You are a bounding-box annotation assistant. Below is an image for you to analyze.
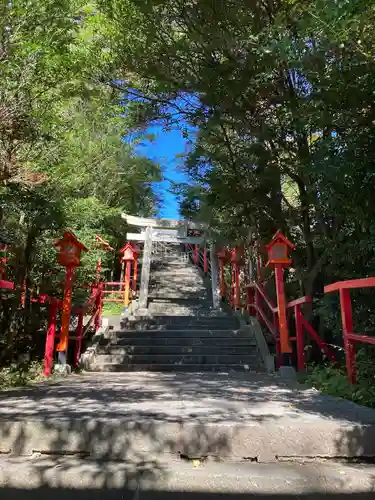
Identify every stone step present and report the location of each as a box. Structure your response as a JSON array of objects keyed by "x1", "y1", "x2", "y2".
[
  {"x1": 151, "y1": 271, "x2": 202, "y2": 277},
  {"x1": 112, "y1": 329, "x2": 249, "y2": 338},
  {"x1": 95, "y1": 353, "x2": 259, "y2": 365},
  {"x1": 102, "y1": 336, "x2": 255, "y2": 347},
  {"x1": 90, "y1": 363, "x2": 259, "y2": 372},
  {"x1": 148, "y1": 293, "x2": 208, "y2": 300},
  {"x1": 122, "y1": 320, "x2": 240, "y2": 330},
  {"x1": 98, "y1": 344, "x2": 257, "y2": 355}
]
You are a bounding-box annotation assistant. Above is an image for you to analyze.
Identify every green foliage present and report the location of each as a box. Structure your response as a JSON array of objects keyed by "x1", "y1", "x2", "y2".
[
  {"x1": 303, "y1": 348, "x2": 375, "y2": 408},
  {"x1": 0, "y1": 361, "x2": 45, "y2": 390},
  {"x1": 0, "y1": 1, "x2": 161, "y2": 364}
]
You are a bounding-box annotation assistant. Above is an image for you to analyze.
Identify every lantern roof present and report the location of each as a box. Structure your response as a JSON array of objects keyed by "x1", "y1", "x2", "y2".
[
  {"x1": 120, "y1": 242, "x2": 134, "y2": 254},
  {"x1": 120, "y1": 242, "x2": 141, "y2": 254},
  {"x1": 95, "y1": 234, "x2": 114, "y2": 252},
  {"x1": 53, "y1": 229, "x2": 88, "y2": 252},
  {"x1": 265, "y1": 230, "x2": 295, "y2": 251}
]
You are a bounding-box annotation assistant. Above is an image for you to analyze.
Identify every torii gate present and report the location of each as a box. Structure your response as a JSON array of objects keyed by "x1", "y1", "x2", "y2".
[{"x1": 122, "y1": 214, "x2": 220, "y2": 312}]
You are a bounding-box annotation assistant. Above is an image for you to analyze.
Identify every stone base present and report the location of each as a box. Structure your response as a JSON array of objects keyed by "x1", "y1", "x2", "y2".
[{"x1": 53, "y1": 364, "x2": 71, "y2": 376}]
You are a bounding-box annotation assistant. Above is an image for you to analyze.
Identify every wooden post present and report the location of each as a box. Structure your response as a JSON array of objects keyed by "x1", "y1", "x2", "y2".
[
  {"x1": 56, "y1": 265, "x2": 75, "y2": 360},
  {"x1": 133, "y1": 258, "x2": 138, "y2": 293},
  {"x1": 123, "y1": 260, "x2": 131, "y2": 307},
  {"x1": 43, "y1": 298, "x2": 59, "y2": 377},
  {"x1": 275, "y1": 264, "x2": 292, "y2": 354},
  {"x1": 339, "y1": 288, "x2": 356, "y2": 384},
  {"x1": 138, "y1": 226, "x2": 153, "y2": 311},
  {"x1": 295, "y1": 304, "x2": 305, "y2": 371},
  {"x1": 203, "y1": 248, "x2": 208, "y2": 274},
  {"x1": 73, "y1": 310, "x2": 84, "y2": 369}
]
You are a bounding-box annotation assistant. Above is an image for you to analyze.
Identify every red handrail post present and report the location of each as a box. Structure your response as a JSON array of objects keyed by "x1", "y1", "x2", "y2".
[
  {"x1": 339, "y1": 288, "x2": 357, "y2": 384},
  {"x1": 295, "y1": 304, "x2": 305, "y2": 371},
  {"x1": 43, "y1": 298, "x2": 59, "y2": 377},
  {"x1": 73, "y1": 310, "x2": 84, "y2": 369},
  {"x1": 194, "y1": 244, "x2": 199, "y2": 266}
]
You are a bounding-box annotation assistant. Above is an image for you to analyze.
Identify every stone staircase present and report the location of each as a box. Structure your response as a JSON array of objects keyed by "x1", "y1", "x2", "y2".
[{"x1": 90, "y1": 249, "x2": 262, "y2": 372}]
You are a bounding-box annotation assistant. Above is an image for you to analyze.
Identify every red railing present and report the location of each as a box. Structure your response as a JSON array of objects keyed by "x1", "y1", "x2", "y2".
[
  {"x1": 43, "y1": 284, "x2": 104, "y2": 376},
  {"x1": 230, "y1": 278, "x2": 337, "y2": 375},
  {"x1": 325, "y1": 278, "x2": 375, "y2": 384},
  {"x1": 103, "y1": 281, "x2": 125, "y2": 303},
  {"x1": 246, "y1": 282, "x2": 281, "y2": 367},
  {"x1": 286, "y1": 295, "x2": 337, "y2": 371}
]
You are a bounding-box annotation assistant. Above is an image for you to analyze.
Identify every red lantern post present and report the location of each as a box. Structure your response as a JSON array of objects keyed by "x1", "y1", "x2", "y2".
[
  {"x1": 53, "y1": 230, "x2": 88, "y2": 365},
  {"x1": 120, "y1": 243, "x2": 135, "y2": 307},
  {"x1": 265, "y1": 230, "x2": 295, "y2": 356}
]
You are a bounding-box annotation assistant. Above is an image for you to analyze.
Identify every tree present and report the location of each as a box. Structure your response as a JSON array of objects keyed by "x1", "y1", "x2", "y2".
[{"x1": 0, "y1": 1, "x2": 161, "y2": 362}]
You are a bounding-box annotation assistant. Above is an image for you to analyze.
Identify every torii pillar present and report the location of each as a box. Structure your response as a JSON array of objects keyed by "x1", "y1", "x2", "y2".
[{"x1": 138, "y1": 226, "x2": 153, "y2": 313}]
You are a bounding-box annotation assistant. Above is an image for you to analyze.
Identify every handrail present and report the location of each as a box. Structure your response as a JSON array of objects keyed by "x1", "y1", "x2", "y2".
[
  {"x1": 253, "y1": 282, "x2": 278, "y2": 313},
  {"x1": 248, "y1": 303, "x2": 277, "y2": 338},
  {"x1": 286, "y1": 296, "x2": 312, "y2": 308},
  {"x1": 325, "y1": 276, "x2": 375, "y2": 383},
  {"x1": 325, "y1": 277, "x2": 375, "y2": 293}
]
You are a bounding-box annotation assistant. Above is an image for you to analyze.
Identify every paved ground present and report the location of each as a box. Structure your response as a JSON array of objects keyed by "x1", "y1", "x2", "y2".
[
  {"x1": 1, "y1": 454, "x2": 375, "y2": 498},
  {"x1": 1, "y1": 372, "x2": 375, "y2": 461}
]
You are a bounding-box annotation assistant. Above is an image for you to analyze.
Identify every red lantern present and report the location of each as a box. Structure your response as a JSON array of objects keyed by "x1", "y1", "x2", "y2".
[
  {"x1": 120, "y1": 243, "x2": 135, "y2": 262},
  {"x1": 54, "y1": 230, "x2": 88, "y2": 267},
  {"x1": 265, "y1": 230, "x2": 295, "y2": 268}
]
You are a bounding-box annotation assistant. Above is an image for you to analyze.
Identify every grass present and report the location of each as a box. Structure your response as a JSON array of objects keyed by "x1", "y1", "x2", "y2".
[{"x1": 102, "y1": 301, "x2": 123, "y2": 316}]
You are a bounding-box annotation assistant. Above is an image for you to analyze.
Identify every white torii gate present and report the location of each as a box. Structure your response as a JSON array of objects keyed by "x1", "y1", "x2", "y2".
[{"x1": 122, "y1": 214, "x2": 220, "y2": 311}]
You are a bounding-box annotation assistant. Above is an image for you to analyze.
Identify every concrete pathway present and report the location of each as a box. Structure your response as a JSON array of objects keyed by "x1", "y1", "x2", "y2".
[
  {"x1": 1, "y1": 455, "x2": 375, "y2": 498},
  {"x1": 1, "y1": 372, "x2": 375, "y2": 462}
]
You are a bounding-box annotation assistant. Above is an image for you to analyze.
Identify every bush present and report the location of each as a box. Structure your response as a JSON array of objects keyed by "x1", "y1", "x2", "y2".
[
  {"x1": 0, "y1": 361, "x2": 44, "y2": 390},
  {"x1": 303, "y1": 347, "x2": 375, "y2": 408}
]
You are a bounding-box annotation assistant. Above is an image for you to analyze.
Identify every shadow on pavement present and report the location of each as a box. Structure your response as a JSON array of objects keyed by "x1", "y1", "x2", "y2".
[{"x1": 0, "y1": 487, "x2": 374, "y2": 500}]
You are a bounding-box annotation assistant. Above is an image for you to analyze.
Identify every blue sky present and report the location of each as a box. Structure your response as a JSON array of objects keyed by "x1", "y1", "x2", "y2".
[{"x1": 135, "y1": 125, "x2": 189, "y2": 218}]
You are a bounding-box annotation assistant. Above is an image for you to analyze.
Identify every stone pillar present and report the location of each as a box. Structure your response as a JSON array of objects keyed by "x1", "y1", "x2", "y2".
[
  {"x1": 209, "y1": 243, "x2": 220, "y2": 310},
  {"x1": 138, "y1": 226, "x2": 153, "y2": 312}
]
